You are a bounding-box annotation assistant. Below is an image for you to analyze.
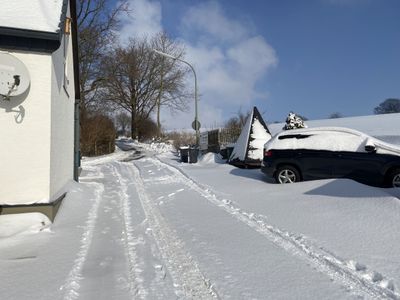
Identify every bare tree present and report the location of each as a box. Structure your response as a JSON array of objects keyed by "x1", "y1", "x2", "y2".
[
  {"x1": 77, "y1": 0, "x2": 128, "y2": 114},
  {"x1": 137, "y1": 117, "x2": 159, "y2": 141},
  {"x1": 115, "y1": 112, "x2": 131, "y2": 136},
  {"x1": 152, "y1": 32, "x2": 190, "y2": 135},
  {"x1": 224, "y1": 109, "x2": 251, "y2": 132},
  {"x1": 100, "y1": 39, "x2": 158, "y2": 138},
  {"x1": 101, "y1": 37, "x2": 189, "y2": 139}
]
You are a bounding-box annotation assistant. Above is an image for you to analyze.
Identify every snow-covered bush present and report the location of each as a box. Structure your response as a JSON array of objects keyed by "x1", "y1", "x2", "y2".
[{"x1": 283, "y1": 112, "x2": 308, "y2": 130}]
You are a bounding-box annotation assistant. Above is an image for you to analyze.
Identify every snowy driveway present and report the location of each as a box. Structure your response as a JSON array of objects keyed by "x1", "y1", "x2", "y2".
[{"x1": 1, "y1": 143, "x2": 400, "y2": 299}]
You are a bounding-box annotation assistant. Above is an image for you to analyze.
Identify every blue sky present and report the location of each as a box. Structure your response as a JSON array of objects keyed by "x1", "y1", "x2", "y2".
[{"x1": 118, "y1": 0, "x2": 400, "y2": 129}]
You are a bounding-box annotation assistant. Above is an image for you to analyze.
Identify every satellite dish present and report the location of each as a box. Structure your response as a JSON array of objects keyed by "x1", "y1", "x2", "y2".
[{"x1": 0, "y1": 53, "x2": 30, "y2": 100}]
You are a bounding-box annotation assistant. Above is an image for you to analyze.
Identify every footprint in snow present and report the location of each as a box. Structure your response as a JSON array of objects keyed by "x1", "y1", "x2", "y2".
[
  {"x1": 346, "y1": 260, "x2": 366, "y2": 271},
  {"x1": 363, "y1": 271, "x2": 383, "y2": 282},
  {"x1": 380, "y1": 279, "x2": 395, "y2": 291},
  {"x1": 346, "y1": 260, "x2": 396, "y2": 291}
]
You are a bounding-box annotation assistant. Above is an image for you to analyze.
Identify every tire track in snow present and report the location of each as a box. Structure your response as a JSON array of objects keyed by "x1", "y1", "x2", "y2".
[
  {"x1": 62, "y1": 164, "x2": 146, "y2": 300},
  {"x1": 148, "y1": 157, "x2": 399, "y2": 300},
  {"x1": 127, "y1": 161, "x2": 220, "y2": 299},
  {"x1": 61, "y1": 178, "x2": 105, "y2": 300},
  {"x1": 109, "y1": 163, "x2": 148, "y2": 299}
]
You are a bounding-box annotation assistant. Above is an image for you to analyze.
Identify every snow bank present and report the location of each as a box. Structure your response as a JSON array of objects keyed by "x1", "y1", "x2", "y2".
[
  {"x1": 141, "y1": 142, "x2": 175, "y2": 154},
  {"x1": 82, "y1": 145, "x2": 132, "y2": 165},
  {"x1": 198, "y1": 152, "x2": 225, "y2": 165},
  {"x1": 116, "y1": 138, "x2": 175, "y2": 155},
  {"x1": 0, "y1": 213, "x2": 51, "y2": 238}
]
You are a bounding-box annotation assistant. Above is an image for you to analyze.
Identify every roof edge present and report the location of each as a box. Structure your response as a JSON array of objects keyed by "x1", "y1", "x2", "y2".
[{"x1": 0, "y1": 26, "x2": 59, "y2": 41}]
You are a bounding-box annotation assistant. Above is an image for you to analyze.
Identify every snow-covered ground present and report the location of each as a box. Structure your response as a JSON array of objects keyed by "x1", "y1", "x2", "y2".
[{"x1": 1, "y1": 139, "x2": 400, "y2": 299}]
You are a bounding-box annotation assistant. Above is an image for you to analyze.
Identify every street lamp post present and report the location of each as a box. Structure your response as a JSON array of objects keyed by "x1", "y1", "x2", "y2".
[{"x1": 153, "y1": 49, "x2": 200, "y2": 146}]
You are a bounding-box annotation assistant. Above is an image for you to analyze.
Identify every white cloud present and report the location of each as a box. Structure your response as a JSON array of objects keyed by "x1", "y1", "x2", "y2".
[
  {"x1": 181, "y1": 1, "x2": 249, "y2": 43},
  {"x1": 180, "y1": 2, "x2": 278, "y2": 114},
  {"x1": 227, "y1": 36, "x2": 277, "y2": 79},
  {"x1": 118, "y1": 0, "x2": 162, "y2": 44},
  {"x1": 118, "y1": 0, "x2": 278, "y2": 130}
]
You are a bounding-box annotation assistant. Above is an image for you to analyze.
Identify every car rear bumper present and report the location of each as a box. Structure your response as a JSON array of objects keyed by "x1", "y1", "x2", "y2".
[{"x1": 261, "y1": 160, "x2": 275, "y2": 178}]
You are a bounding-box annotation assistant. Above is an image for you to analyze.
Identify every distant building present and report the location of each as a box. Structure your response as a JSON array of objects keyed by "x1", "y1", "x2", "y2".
[{"x1": 0, "y1": 0, "x2": 80, "y2": 219}]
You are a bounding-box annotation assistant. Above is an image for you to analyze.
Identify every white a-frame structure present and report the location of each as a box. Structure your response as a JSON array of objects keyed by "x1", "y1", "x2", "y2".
[{"x1": 229, "y1": 107, "x2": 272, "y2": 168}]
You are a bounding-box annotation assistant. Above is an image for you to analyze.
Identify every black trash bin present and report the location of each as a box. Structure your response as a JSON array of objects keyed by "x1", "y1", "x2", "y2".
[
  {"x1": 188, "y1": 147, "x2": 199, "y2": 163},
  {"x1": 180, "y1": 147, "x2": 189, "y2": 163},
  {"x1": 226, "y1": 146, "x2": 234, "y2": 160},
  {"x1": 219, "y1": 148, "x2": 228, "y2": 159}
]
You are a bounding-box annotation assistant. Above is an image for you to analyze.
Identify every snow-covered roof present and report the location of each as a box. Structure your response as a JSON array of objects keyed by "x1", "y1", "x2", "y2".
[
  {"x1": 266, "y1": 126, "x2": 400, "y2": 156},
  {"x1": 0, "y1": 0, "x2": 65, "y2": 33}
]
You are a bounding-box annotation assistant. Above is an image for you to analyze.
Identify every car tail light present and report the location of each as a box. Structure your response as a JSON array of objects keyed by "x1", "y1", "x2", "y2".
[{"x1": 264, "y1": 149, "x2": 273, "y2": 157}]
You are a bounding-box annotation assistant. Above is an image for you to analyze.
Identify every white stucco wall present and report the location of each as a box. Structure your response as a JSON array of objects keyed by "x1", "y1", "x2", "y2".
[
  {"x1": 50, "y1": 7, "x2": 75, "y2": 199},
  {"x1": 0, "y1": 51, "x2": 52, "y2": 204},
  {"x1": 0, "y1": 4, "x2": 76, "y2": 205}
]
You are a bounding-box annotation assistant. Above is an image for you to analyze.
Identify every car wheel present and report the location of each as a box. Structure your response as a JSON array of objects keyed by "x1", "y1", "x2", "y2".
[
  {"x1": 275, "y1": 165, "x2": 301, "y2": 184},
  {"x1": 388, "y1": 169, "x2": 400, "y2": 188}
]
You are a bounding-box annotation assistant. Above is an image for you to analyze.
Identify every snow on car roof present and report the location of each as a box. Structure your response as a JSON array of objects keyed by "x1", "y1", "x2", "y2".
[
  {"x1": 268, "y1": 113, "x2": 400, "y2": 137},
  {"x1": 0, "y1": 0, "x2": 64, "y2": 33},
  {"x1": 276, "y1": 127, "x2": 365, "y2": 137},
  {"x1": 266, "y1": 127, "x2": 400, "y2": 156}
]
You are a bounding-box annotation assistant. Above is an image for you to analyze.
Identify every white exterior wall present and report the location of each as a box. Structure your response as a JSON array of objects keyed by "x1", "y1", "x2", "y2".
[
  {"x1": 0, "y1": 51, "x2": 52, "y2": 204},
  {"x1": 50, "y1": 5, "x2": 75, "y2": 198},
  {"x1": 0, "y1": 3, "x2": 76, "y2": 205}
]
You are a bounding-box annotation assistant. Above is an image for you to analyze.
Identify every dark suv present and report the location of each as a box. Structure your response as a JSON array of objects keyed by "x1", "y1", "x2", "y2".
[{"x1": 261, "y1": 127, "x2": 400, "y2": 188}]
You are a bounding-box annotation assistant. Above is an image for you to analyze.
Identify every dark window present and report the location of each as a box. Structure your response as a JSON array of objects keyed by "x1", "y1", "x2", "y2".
[{"x1": 278, "y1": 134, "x2": 312, "y2": 140}]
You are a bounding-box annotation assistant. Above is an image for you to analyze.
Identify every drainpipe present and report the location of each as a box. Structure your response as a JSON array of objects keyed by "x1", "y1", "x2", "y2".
[
  {"x1": 73, "y1": 100, "x2": 80, "y2": 181},
  {"x1": 71, "y1": 0, "x2": 81, "y2": 182}
]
